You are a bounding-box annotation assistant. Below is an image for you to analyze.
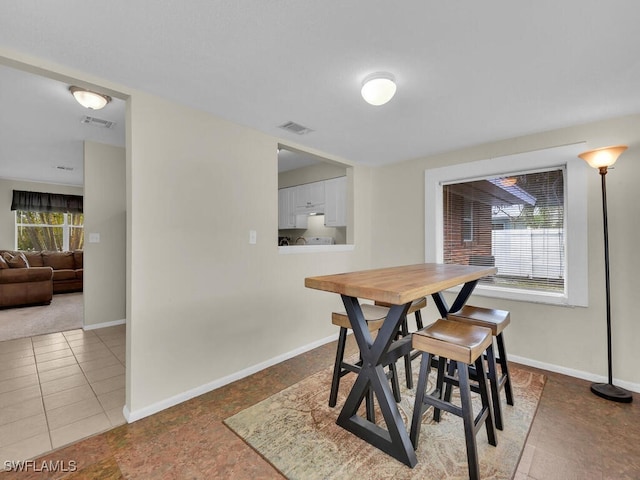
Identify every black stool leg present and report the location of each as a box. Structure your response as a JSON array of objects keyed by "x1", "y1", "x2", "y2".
[
  {"x1": 474, "y1": 354, "x2": 497, "y2": 447},
  {"x1": 442, "y1": 358, "x2": 457, "y2": 403},
  {"x1": 458, "y1": 360, "x2": 481, "y2": 480},
  {"x1": 400, "y1": 316, "x2": 413, "y2": 389},
  {"x1": 415, "y1": 309, "x2": 424, "y2": 330},
  {"x1": 329, "y1": 327, "x2": 348, "y2": 407},
  {"x1": 365, "y1": 384, "x2": 375, "y2": 423},
  {"x1": 389, "y1": 362, "x2": 402, "y2": 403},
  {"x1": 433, "y1": 356, "x2": 447, "y2": 422},
  {"x1": 496, "y1": 332, "x2": 514, "y2": 405},
  {"x1": 485, "y1": 342, "x2": 503, "y2": 430},
  {"x1": 409, "y1": 351, "x2": 433, "y2": 448}
]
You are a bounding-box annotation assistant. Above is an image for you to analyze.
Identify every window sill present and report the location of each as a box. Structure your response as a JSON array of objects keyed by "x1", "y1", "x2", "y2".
[
  {"x1": 278, "y1": 244, "x2": 355, "y2": 254},
  {"x1": 446, "y1": 283, "x2": 586, "y2": 307}
]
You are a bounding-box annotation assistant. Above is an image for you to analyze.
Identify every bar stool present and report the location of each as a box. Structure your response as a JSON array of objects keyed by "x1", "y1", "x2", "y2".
[
  {"x1": 329, "y1": 304, "x2": 402, "y2": 418},
  {"x1": 375, "y1": 297, "x2": 427, "y2": 388},
  {"x1": 447, "y1": 306, "x2": 513, "y2": 430},
  {"x1": 410, "y1": 319, "x2": 497, "y2": 480}
]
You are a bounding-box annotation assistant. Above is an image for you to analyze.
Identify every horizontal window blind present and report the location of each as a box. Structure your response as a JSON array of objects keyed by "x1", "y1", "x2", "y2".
[{"x1": 443, "y1": 168, "x2": 565, "y2": 294}]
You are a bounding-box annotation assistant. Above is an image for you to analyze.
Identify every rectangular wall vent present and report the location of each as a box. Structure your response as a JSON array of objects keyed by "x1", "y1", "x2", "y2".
[
  {"x1": 278, "y1": 121, "x2": 313, "y2": 135},
  {"x1": 81, "y1": 115, "x2": 116, "y2": 129},
  {"x1": 55, "y1": 166, "x2": 74, "y2": 171}
]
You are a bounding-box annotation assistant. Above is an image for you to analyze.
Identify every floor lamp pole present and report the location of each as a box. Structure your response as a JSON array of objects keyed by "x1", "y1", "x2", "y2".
[{"x1": 590, "y1": 166, "x2": 633, "y2": 403}]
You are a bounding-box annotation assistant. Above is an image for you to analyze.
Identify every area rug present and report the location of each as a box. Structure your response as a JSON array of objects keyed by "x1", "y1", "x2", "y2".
[
  {"x1": 0, "y1": 292, "x2": 83, "y2": 341},
  {"x1": 225, "y1": 358, "x2": 545, "y2": 480}
]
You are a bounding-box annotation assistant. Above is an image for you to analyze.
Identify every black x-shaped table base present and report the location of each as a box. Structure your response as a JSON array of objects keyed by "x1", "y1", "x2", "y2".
[{"x1": 335, "y1": 280, "x2": 479, "y2": 467}]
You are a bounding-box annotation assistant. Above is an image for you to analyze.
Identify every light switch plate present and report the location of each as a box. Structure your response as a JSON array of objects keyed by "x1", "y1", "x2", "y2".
[{"x1": 89, "y1": 233, "x2": 100, "y2": 243}]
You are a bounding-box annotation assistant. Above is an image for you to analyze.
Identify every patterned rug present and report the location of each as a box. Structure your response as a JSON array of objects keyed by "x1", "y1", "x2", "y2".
[{"x1": 225, "y1": 357, "x2": 545, "y2": 480}]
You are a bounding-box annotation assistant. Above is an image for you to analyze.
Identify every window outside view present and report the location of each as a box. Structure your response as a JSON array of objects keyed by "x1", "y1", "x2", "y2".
[
  {"x1": 443, "y1": 169, "x2": 564, "y2": 294},
  {"x1": 16, "y1": 211, "x2": 84, "y2": 251}
]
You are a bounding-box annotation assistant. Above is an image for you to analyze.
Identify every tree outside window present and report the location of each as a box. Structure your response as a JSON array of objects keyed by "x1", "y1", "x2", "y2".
[{"x1": 16, "y1": 211, "x2": 84, "y2": 251}]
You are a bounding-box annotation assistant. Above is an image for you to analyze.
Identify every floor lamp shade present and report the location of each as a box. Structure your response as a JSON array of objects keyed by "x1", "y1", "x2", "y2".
[{"x1": 578, "y1": 145, "x2": 633, "y2": 403}]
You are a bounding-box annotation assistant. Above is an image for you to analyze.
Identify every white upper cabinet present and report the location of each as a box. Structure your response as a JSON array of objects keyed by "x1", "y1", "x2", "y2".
[
  {"x1": 324, "y1": 176, "x2": 347, "y2": 227},
  {"x1": 279, "y1": 177, "x2": 346, "y2": 230},
  {"x1": 295, "y1": 181, "x2": 325, "y2": 214},
  {"x1": 278, "y1": 187, "x2": 296, "y2": 229}
]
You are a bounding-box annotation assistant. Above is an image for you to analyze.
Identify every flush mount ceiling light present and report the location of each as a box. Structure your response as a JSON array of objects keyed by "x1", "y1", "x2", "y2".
[
  {"x1": 361, "y1": 72, "x2": 396, "y2": 106},
  {"x1": 69, "y1": 86, "x2": 111, "y2": 110}
]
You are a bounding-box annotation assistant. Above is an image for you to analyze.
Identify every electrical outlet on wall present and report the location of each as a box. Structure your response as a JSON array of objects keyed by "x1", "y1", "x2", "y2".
[{"x1": 249, "y1": 230, "x2": 257, "y2": 244}]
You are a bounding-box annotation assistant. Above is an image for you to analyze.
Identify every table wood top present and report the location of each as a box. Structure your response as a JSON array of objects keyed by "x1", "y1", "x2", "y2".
[{"x1": 305, "y1": 263, "x2": 497, "y2": 305}]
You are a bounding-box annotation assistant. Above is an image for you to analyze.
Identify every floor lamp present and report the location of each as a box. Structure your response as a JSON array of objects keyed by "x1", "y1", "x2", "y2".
[{"x1": 578, "y1": 145, "x2": 633, "y2": 403}]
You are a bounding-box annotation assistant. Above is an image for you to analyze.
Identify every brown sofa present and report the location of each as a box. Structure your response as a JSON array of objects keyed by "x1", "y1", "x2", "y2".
[{"x1": 0, "y1": 250, "x2": 83, "y2": 308}]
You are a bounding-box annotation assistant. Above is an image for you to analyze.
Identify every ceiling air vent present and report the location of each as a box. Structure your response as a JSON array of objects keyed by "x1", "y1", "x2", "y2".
[
  {"x1": 81, "y1": 115, "x2": 116, "y2": 129},
  {"x1": 278, "y1": 121, "x2": 313, "y2": 135},
  {"x1": 55, "y1": 165, "x2": 74, "y2": 171}
]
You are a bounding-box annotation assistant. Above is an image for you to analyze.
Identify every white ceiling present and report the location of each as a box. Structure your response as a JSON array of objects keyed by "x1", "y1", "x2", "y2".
[
  {"x1": 0, "y1": 64, "x2": 126, "y2": 186},
  {"x1": 1, "y1": 1, "x2": 640, "y2": 186}
]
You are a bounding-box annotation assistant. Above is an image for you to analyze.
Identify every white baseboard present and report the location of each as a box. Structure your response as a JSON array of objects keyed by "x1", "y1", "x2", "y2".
[
  {"x1": 124, "y1": 332, "x2": 340, "y2": 423},
  {"x1": 83, "y1": 319, "x2": 126, "y2": 331},
  {"x1": 510, "y1": 354, "x2": 640, "y2": 393},
  {"x1": 123, "y1": 336, "x2": 638, "y2": 423}
]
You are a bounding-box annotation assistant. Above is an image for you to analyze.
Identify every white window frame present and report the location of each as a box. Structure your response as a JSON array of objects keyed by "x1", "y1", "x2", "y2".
[
  {"x1": 15, "y1": 211, "x2": 84, "y2": 252},
  {"x1": 425, "y1": 143, "x2": 589, "y2": 307}
]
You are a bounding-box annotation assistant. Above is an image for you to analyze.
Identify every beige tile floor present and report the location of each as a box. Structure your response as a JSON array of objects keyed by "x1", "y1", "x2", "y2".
[{"x1": 0, "y1": 324, "x2": 125, "y2": 463}]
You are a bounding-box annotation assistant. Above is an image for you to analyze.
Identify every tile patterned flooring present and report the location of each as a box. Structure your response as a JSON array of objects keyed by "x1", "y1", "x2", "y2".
[
  {"x1": 1, "y1": 332, "x2": 639, "y2": 479},
  {"x1": 0, "y1": 325, "x2": 125, "y2": 464}
]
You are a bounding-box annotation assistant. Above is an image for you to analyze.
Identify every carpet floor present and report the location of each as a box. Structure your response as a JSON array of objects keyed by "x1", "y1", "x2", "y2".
[
  {"x1": 225, "y1": 359, "x2": 545, "y2": 480},
  {"x1": 0, "y1": 293, "x2": 83, "y2": 342}
]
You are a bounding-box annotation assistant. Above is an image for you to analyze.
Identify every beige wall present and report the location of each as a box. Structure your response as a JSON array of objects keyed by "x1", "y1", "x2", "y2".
[
  {"x1": 371, "y1": 114, "x2": 640, "y2": 389},
  {"x1": 126, "y1": 92, "x2": 373, "y2": 415},
  {"x1": 83, "y1": 142, "x2": 126, "y2": 327},
  {"x1": 0, "y1": 179, "x2": 83, "y2": 249},
  {"x1": 278, "y1": 162, "x2": 347, "y2": 188}
]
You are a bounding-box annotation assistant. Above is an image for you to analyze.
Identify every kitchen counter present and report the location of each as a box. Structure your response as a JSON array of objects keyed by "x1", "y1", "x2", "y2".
[{"x1": 278, "y1": 244, "x2": 355, "y2": 254}]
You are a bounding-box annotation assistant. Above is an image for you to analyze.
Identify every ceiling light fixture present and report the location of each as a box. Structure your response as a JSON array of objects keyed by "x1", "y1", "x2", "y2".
[
  {"x1": 500, "y1": 177, "x2": 518, "y2": 187},
  {"x1": 69, "y1": 86, "x2": 111, "y2": 110},
  {"x1": 361, "y1": 72, "x2": 396, "y2": 106}
]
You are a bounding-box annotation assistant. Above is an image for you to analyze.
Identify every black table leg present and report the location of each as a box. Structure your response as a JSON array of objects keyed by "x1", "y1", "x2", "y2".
[
  {"x1": 336, "y1": 295, "x2": 417, "y2": 468},
  {"x1": 431, "y1": 279, "x2": 479, "y2": 318}
]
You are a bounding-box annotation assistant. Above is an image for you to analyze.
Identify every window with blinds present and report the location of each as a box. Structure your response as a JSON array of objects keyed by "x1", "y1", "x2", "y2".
[{"x1": 443, "y1": 168, "x2": 565, "y2": 294}]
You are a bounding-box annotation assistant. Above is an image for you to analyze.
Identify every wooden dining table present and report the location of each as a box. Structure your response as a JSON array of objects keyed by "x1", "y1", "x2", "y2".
[{"x1": 305, "y1": 263, "x2": 497, "y2": 467}]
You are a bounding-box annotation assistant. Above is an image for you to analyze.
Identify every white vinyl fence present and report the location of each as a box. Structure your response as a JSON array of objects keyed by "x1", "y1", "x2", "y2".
[{"x1": 492, "y1": 229, "x2": 564, "y2": 279}]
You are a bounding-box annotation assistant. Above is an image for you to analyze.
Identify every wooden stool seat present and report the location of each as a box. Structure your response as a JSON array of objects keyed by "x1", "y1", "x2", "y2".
[
  {"x1": 376, "y1": 296, "x2": 427, "y2": 314},
  {"x1": 412, "y1": 319, "x2": 492, "y2": 364},
  {"x1": 410, "y1": 319, "x2": 497, "y2": 480},
  {"x1": 332, "y1": 304, "x2": 388, "y2": 331},
  {"x1": 448, "y1": 306, "x2": 510, "y2": 336},
  {"x1": 447, "y1": 305, "x2": 514, "y2": 431}
]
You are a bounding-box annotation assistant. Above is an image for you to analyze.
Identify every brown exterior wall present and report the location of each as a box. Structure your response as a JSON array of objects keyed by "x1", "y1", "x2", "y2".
[{"x1": 443, "y1": 192, "x2": 493, "y2": 265}]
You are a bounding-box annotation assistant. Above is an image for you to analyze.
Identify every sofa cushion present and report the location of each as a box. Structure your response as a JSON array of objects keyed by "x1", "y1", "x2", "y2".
[
  {"x1": 2, "y1": 251, "x2": 29, "y2": 268},
  {"x1": 24, "y1": 251, "x2": 44, "y2": 267},
  {"x1": 0, "y1": 255, "x2": 8, "y2": 269},
  {"x1": 73, "y1": 250, "x2": 83, "y2": 269},
  {"x1": 52, "y1": 269, "x2": 77, "y2": 282},
  {"x1": 43, "y1": 251, "x2": 75, "y2": 270},
  {"x1": 0, "y1": 266, "x2": 52, "y2": 284},
  {"x1": 75, "y1": 269, "x2": 83, "y2": 280}
]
